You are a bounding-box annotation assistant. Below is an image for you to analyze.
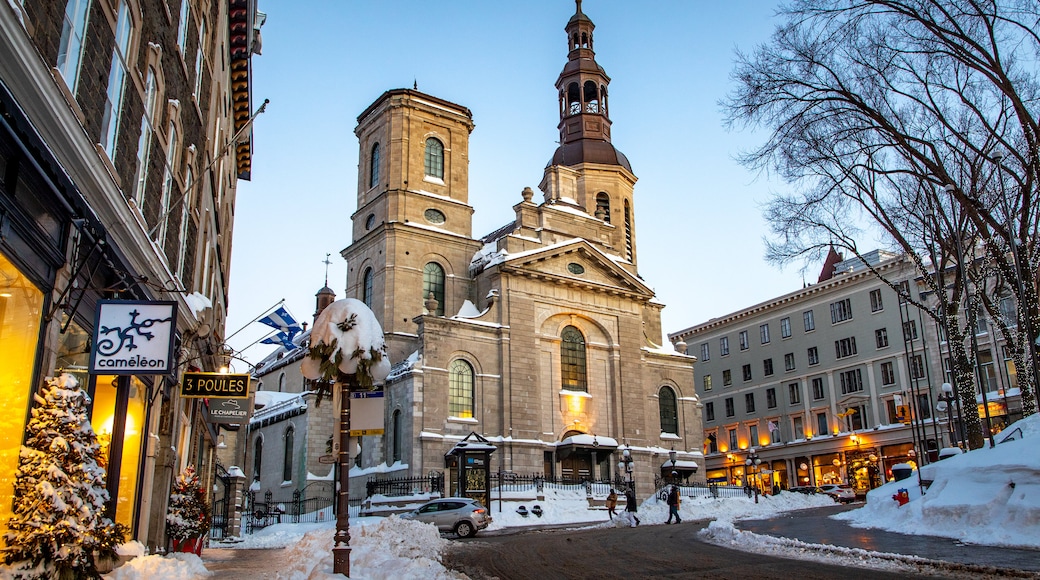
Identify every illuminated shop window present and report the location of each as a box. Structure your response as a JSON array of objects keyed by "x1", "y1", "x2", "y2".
[{"x1": 91, "y1": 375, "x2": 147, "y2": 529}]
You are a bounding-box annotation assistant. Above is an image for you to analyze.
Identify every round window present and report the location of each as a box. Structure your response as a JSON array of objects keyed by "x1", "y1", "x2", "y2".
[
  {"x1": 365, "y1": 214, "x2": 376, "y2": 230},
  {"x1": 424, "y1": 208, "x2": 446, "y2": 224},
  {"x1": 567, "y1": 263, "x2": 585, "y2": 275}
]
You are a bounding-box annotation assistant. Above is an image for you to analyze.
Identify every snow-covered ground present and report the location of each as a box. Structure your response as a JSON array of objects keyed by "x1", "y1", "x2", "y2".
[{"x1": 78, "y1": 413, "x2": 1040, "y2": 579}]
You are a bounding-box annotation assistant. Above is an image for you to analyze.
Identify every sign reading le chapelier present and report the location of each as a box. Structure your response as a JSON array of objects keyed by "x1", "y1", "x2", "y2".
[
  {"x1": 182, "y1": 372, "x2": 250, "y2": 398},
  {"x1": 89, "y1": 300, "x2": 178, "y2": 374}
]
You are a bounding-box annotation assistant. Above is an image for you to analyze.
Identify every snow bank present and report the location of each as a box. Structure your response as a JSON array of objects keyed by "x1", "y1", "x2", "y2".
[
  {"x1": 834, "y1": 413, "x2": 1040, "y2": 549},
  {"x1": 105, "y1": 553, "x2": 210, "y2": 580}
]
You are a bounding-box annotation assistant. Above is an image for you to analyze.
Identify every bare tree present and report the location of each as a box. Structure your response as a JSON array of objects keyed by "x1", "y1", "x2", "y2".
[{"x1": 724, "y1": 0, "x2": 1040, "y2": 449}]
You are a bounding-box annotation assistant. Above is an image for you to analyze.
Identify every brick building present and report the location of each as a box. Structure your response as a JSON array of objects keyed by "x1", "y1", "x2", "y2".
[{"x1": 0, "y1": 0, "x2": 263, "y2": 550}]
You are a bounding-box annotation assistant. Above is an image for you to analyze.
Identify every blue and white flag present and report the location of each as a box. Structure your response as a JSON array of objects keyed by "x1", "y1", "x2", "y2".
[
  {"x1": 261, "y1": 331, "x2": 297, "y2": 352},
  {"x1": 258, "y1": 306, "x2": 302, "y2": 338}
]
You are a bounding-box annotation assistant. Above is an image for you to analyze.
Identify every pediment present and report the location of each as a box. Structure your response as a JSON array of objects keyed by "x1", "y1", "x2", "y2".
[{"x1": 500, "y1": 239, "x2": 653, "y2": 298}]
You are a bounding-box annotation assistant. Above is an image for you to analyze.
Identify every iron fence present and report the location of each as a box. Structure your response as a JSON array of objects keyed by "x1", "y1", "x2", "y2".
[
  {"x1": 365, "y1": 472, "x2": 444, "y2": 498},
  {"x1": 244, "y1": 489, "x2": 363, "y2": 534}
]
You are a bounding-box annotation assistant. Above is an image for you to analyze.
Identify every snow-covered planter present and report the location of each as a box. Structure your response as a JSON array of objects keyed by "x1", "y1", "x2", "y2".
[
  {"x1": 2, "y1": 373, "x2": 126, "y2": 579},
  {"x1": 165, "y1": 466, "x2": 210, "y2": 555},
  {"x1": 301, "y1": 298, "x2": 391, "y2": 398}
]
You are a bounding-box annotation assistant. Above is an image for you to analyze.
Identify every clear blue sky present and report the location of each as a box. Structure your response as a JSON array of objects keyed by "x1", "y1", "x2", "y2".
[{"x1": 226, "y1": 0, "x2": 811, "y2": 365}]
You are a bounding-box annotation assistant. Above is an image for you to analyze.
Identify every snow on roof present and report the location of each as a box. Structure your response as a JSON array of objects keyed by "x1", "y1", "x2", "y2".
[
  {"x1": 454, "y1": 300, "x2": 482, "y2": 318},
  {"x1": 300, "y1": 298, "x2": 390, "y2": 383},
  {"x1": 253, "y1": 390, "x2": 301, "y2": 408},
  {"x1": 184, "y1": 292, "x2": 212, "y2": 317},
  {"x1": 558, "y1": 434, "x2": 618, "y2": 448}
]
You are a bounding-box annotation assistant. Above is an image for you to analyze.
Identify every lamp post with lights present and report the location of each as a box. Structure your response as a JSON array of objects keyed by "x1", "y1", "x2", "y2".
[
  {"x1": 745, "y1": 448, "x2": 761, "y2": 504},
  {"x1": 936, "y1": 382, "x2": 959, "y2": 447},
  {"x1": 617, "y1": 445, "x2": 634, "y2": 492}
]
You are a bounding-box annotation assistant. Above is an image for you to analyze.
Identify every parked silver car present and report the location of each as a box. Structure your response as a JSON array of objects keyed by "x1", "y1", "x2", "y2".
[
  {"x1": 400, "y1": 497, "x2": 492, "y2": 537},
  {"x1": 818, "y1": 484, "x2": 856, "y2": 503}
]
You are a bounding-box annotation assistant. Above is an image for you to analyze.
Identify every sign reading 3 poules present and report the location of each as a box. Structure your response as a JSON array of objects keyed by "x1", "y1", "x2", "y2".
[{"x1": 182, "y1": 372, "x2": 250, "y2": 398}]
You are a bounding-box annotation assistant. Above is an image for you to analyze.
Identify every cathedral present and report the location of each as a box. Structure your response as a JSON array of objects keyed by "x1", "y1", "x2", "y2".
[{"x1": 340, "y1": 2, "x2": 702, "y2": 494}]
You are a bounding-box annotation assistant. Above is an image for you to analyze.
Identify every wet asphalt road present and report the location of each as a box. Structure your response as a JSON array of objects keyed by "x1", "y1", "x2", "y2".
[{"x1": 736, "y1": 503, "x2": 1040, "y2": 573}]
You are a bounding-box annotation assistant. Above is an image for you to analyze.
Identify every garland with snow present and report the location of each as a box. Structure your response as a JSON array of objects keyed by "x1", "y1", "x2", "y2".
[
  {"x1": 165, "y1": 465, "x2": 211, "y2": 540},
  {"x1": 301, "y1": 298, "x2": 391, "y2": 403},
  {"x1": 2, "y1": 374, "x2": 126, "y2": 579}
]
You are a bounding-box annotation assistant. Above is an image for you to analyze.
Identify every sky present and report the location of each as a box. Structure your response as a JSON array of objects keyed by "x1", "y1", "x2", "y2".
[
  {"x1": 224, "y1": 1, "x2": 810, "y2": 365},
  {"x1": 96, "y1": 411, "x2": 1040, "y2": 579}
]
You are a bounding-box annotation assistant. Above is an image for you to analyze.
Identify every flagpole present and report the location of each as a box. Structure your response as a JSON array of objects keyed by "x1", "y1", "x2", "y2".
[{"x1": 225, "y1": 299, "x2": 285, "y2": 342}]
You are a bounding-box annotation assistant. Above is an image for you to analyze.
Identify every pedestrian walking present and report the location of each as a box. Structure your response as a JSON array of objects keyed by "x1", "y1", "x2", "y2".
[
  {"x1": 624, "y1": 485, "x2": 640, "y2": 527},
  {"x1": 605, "y1": 488, "x2": 618, "y2": 519},
  {"x1": 665, "y1": 484, "x2": 682, "y2": 524}
]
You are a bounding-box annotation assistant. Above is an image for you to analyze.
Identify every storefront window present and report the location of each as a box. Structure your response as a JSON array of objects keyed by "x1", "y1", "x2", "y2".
[
  {"x1": 0, "y1": 253, "x2": 44, "y2": 531},
  {"x1": 55, "y1": 314, "x2": 90, "y2": 385},
  {"x1": 91, "y1": 375, "x2": 147, "y2": 529}
]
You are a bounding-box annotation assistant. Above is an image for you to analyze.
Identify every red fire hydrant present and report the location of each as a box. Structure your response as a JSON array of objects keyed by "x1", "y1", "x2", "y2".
[{"x1": 892, "y1": 488, "x2": 909, "y2": 506}]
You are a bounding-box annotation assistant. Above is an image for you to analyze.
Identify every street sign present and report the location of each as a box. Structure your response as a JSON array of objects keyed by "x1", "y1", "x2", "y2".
[
  {"x1": 182, "y1": 372, "x2": 250, "y2": 398},
  {"x1": 203, "y1": 397, "x2": 251, "y2": 424},
  {"x1": 348, "y1": 390, "x2": 385, "y2": 436}
]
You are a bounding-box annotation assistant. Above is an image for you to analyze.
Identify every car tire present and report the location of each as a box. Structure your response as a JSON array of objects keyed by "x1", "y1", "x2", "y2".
[{"x1": 455, "y1": 521, "x2": 475, "y2": 538}]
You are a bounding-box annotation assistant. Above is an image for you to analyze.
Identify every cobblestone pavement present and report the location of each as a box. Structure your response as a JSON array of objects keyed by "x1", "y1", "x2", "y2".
[{"x1": 202, "y1": 547, "x2": 288, "y2": 580}]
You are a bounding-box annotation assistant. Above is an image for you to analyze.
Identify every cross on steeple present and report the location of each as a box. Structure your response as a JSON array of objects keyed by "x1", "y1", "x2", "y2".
[{"x1": 323, "y1": 253, "x2": 332, "y2": 287}]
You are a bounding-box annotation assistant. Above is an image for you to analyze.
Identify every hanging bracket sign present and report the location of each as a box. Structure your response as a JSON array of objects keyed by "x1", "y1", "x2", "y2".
[
  {"x1": 182, "y1": 372, "x2": 250, "y2": 398},
  {"x1": 89, "y1": 300, "x2": 178, "y2": 374}
]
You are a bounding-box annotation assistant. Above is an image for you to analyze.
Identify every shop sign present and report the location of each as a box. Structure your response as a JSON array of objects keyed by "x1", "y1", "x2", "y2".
[
  {"x1": 182, "y1": 372, "x2": 250, "y2": 398},
  {"x1": 204, "y1": 397, "x2": 251, "y2": 424},
  {"x1": 90, "y1": 300, "x2": 177, "y2": 374},
  {"x1": 348, "y1": 390, "x2": 384, "y2": 436}
]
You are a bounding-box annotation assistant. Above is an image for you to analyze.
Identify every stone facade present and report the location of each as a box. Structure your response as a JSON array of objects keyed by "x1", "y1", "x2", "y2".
[{"x1": 339, "y1": 4, "x2": 701, "y2": 496}]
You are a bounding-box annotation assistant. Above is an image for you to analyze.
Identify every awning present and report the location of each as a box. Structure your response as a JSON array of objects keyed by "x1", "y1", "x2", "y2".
[
  {"x1": 661, "y1": 459, "x2": 699, "y2": 471},
  {"x1": 555, "y1": 434, "x2": 618, "y2": 461}
]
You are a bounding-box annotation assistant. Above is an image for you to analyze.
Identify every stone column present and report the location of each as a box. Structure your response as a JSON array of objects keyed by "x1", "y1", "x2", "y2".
[{"x1": 225, "y1": 466, "x2": 247, "y2": 540}]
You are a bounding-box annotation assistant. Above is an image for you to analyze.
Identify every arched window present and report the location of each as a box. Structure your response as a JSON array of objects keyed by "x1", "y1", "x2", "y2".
[
  {"x1": 567, "y1": 83, "x2": 581, "y2": 115},
  {"x1": 57, "y1": 0, "x2": 91, "y2": 94},
  {"x1": 282, "y1": 425, "x2": 294, "y2": 482},
  {"x1": 278, "y1": 372, "x2": 286, "y2": 392},
  {"x1": 449, "y1": 359, "x2": 474, "y2": 418},
  {"x1": 561, "y1": 326, "x2": 587, "y2": 392},
  {"x1": 583, "y1": 80, "x2": 598, "y2": 113},
  {"x1": 156, "y1": 121, "x2": 179, "y2": 247},
  {"x1": 424, "y1": 137, "x2": 444, "y2": 179},
  {"x1": 595, "y1": 192, "x2": 610, "y2": 223},
  {"x1": 100, "y1": 0, "x2": 132, "y2": 158},
  {"x1": 362, "y1": 267, "x2": 374, "y2": 308},
  {"x1": 392, "y1": 410, "x2": 402, "y2": 463},
  {"x1": 369, "y1": 142, "x2": 380, "y2": 188},
  {"x1": 624, "y1": 199, "x2": 633, "y2": 261},
  {"x1": 659, "y1": 386, "x2": 678, "y2": 434},
  {"x1": 252, "y1": 437, "x2": 262, "y2": 482},
  {"x1": 422, "y1": 262, "x2": 445, "y2": 316}
]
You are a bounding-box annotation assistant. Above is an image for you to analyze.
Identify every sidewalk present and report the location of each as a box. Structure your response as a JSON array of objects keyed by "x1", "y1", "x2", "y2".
[
  {"x1": 202, "y1": 547, "x2": 288, "y2": 580},
  {"x1": 736, "y1": 503, "x2": 1040, "y2": 574}
]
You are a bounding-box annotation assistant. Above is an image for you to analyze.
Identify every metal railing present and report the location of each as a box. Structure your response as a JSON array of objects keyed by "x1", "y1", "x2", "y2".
[
  {"x1": 365, "y1": 472, "x2": 444, "y2": 498},
  {"x1": 244, "y1": 489, "x2": 362, "y2": 534}
]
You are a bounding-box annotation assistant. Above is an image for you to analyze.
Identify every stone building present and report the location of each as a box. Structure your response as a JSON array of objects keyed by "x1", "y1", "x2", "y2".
[
  {"x1": 339, "y1": 2, "x2": 701, "y2": 495},
  {"x1": 0, "y1": 0, "x2": 263, "y2": 550}
]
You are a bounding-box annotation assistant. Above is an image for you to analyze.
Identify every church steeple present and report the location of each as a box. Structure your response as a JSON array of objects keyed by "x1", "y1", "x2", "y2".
[{"x1": 549, "y1": 0, "x2": 630, "y2": 170}]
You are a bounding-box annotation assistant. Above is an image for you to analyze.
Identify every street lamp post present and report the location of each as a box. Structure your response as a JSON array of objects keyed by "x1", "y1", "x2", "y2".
[
  {"x1": 617, "y1": 445, "x2": 634, "y2": 492},
  {"x1": 745, "y1": 448, "x2": 761, "y2": 504},
  {"x1": 936, "y1": 382, "x2": 958, "y2": 448},
  {"x1": 668, "y1": 446, "x2": 677, "y2": 484}
]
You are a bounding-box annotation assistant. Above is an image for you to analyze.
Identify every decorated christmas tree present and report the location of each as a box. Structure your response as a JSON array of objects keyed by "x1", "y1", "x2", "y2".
[
  {"x1": 165, "y1": 465, "x2": 210, "y2": 553},
  {"x1": 2, "y1": 373, "x2": 125, "y2": 579}
]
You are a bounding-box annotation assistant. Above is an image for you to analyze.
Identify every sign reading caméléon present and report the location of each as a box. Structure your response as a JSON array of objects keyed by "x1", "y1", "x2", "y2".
[{"x1": 182, "y1": 372, "x2": 250, "y2": 398}]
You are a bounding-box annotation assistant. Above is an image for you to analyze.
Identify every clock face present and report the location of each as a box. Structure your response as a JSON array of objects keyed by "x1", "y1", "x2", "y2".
[
  {"x1": 567, "y1": 263, "x2": 585, "y2": 275},
  {"x1": 424, "y1": 208, "x2": 446, "y2": 224}
]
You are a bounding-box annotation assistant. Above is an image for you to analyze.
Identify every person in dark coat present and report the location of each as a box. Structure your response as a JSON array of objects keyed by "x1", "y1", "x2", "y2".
[
  {"x1": 605, "y1": 488, "x2": 618, "y2": 519},
  {"x1": 666, "y1": 485, "x2": 682, "y2": 524},
  {"x1": 624, "y1": 485, "x2": 640, "y2": 527}
]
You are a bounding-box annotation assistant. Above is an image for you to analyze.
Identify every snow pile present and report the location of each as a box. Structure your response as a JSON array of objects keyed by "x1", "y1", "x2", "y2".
[
  {"x1": 184, "y1": 292, "x2": 212, "y2": 317},
  {"x1": 834, "y1": 412, "x2": 1040, "y2": 549},
  {"x1": 274, "y1": 517, "x2": 464, "y2": 580},
  {"x1": 301, "y1": 298, "x2": 390, "y2": 384},
  {"x1": 106, "y1": 553, "x2": 209, "y2": 580}
]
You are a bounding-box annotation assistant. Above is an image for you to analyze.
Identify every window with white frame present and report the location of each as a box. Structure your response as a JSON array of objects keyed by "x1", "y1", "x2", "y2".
[
  {"x1": 903, "y1": 320, "x2": 918, "y2": 341},
  {"x1": 424, "y1": 137, "x2": 444, "y2": 179},
  {"x1": 839, "y1": 368, "x2": 864, "y2": 394},
  {"x1": 766, "y1": 387, "x2": 776, "y2": 408},
  {"x1": 175, "y1": 166, "x2": 192, "y2": 279},
  {"x1": 881, "y1": 361, "x2": 896, "y2": 385},
  {"x1": 57, "y1": 0, "x2": 91, "y2": 94},
  {"x1": 830, "y1": 298, "x2": 853, "y2": 323},
  {"x1": 999, "y1": 296, "x2": 1017, "y2": 326},
  {"x1": 763, "y1": 358, "x2": 774, "y2": 376},
  {"x1": 719, "y1": 336, "x2": 730, "y2": 356},
  {"x1": 780, "y1": 317, "x2": 791, "y2": 338},
  {"x1": 760, "y1": 323, "x2": 770, "y2": 344},
  {"x1": 722, "y1": 369, "x2": 732, "y2": 386},
  {"x1": 788, "y1": 382, "x2": 801, "y2": 404},
  {"x1": 807, "y1": 346, "x2": 819, "y2": 366},
  {"x1": 803, "y1": 310, "x2": 815, "y2": 332},
  {"x1": 702, "y1": 374, "x2": 712, "y2": 391},
  {"x1": 875, "y1": 328, "x2": 889, "y2": 348},
  {"x1": 742, "y1": 364, "x2": 752, "y2": 382},
  {"x1": 748, "y1": 424, "x2": 759, "y2": 445},
  {"x1": 835, "y1": 336, "x2": 858, "y2": 359},
  {"x1": 812, "y1": 377, "x2": 825, "y2": 400},
  {"x1": 156, "y1": 122, "x2": 178, "y2": 248},
  {"x1": 870, "y1": 289, "x2": 883, "y2": 312},
  {"x1": 784, "y1": 352, "x2": 795, "y2": 371},
  {"x1": 816, "y1": 412, "x2": 829, "y2": 436},
  {"x1": 449, "y1": 359, "x2": 475, "y2": 418},
  {"x1": 725, "y1": 397, "x2": 735, "y2": 417},
  {"x1": 745, "y1": 392, "x2": 756, "y2": 414},
  {"x1": 133, "y1": 67, "x2": 158, "y2": 205},
  {"x1": 705, "y1": 402, "x2": 715, "y2": 422},
  {"x1": 739, "y1": 330, "x2": 749, "y2": 350},
  {"x1": 728, "y1": 428, "x2": 738, "y2": 450},
  {"x1": 100, "y1": 0, "x2": 133, "y2": 159},
  {"x1": 193, "y1": 17, "x2": 206, "y2": 99},
  {"x1": 177, "y1": 0, "x2": 189, "y2": 53},
  {"x1": 700, "y1": 343, "x2": 710, "y2": 361},
  {"x1": 910, "y1": 354, "x2": 925, "y2": 379}
]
